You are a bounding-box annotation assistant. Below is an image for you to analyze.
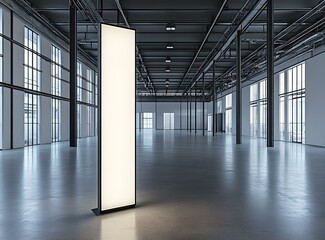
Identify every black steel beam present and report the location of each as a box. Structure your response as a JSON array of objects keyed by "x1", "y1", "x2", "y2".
[
  {"x1": 100, "y1": 0, "x2": 104, "y2": 18},
  {"x1": 267, "y1": 0, "x2": 274, "y2": 147},
  {"x1": 70, "y1": 1, "x2": 78, "y2": 147},
  {"x1": 236, "y1": 31, "x2": 242, "y2": 144},
  {"x1": 187, "y1": 94, "x2": 189, "y2": 131},
  {"x1": 180, "y1": 100, "x2": 182, "y2": 130},
  {"x1": 10, "y1": 10, "x2": 13, "y2": 149},
  {"x1": 155, "y1": 100, "x2": 157, "y2": 130},
  {"x1": 190, "y1": 91, "x2": 192, "y2": 132},
  {"x1": 202, "y1": 73, "x2": 205, "y2": 136},
  {"x1": 195, "y1": 84, "x2": 197, "y2": 134},
  {"x1": 212, "y1": 60, "x2": 216, "y2": 136}
]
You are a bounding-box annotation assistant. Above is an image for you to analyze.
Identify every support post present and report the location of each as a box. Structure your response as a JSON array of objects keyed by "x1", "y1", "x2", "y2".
[
  {"x1": 190, "y1": 91, "x2": 192, "y2": 132},
  {"x1": 155, "y1": 100, "x2": 157, "y2": 130},
  {"x1": 236, "y1": 30, "x2": 242, "y2": 144},
  {"x1": 100, "y1": 0, "x2": 104, "y2": 18},
  {"x1": 180, "y1": 100, "x2": 182, "y2": 130},
  {"x1": 70, "y1": 1, "x2": 77, "y2": 147},
  {"x1": 10, "y1": 10, "x2": 13, "y2": 149},
  {"x1": 202, "y1": 73, "x2": 205, "y2": 136},
  {"x1": 267, "y1": 0, "x2": 274, "y2": 147},
  {"x1": 195, "y1": 84, "x2": 197, "y2": 134},
  {"x1": 212, "y1": 60, "x2": 216, "y2": 137},
  {"x1": 187, "y1": 94, "x2": 189, "y2": 131}
]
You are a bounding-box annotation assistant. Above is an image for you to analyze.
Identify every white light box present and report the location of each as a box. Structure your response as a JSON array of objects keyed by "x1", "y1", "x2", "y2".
[{"x1": 97, "y1": 23, "x2": 136, "y2": 213}]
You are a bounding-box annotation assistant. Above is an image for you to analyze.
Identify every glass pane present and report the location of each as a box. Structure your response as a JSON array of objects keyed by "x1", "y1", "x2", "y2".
[
  {"x1": 260, "y1": 80, "x2": 266, "y2": 99},
  {"x1": 217, "y1": 101, "x2": 222, "y2": 113},
  {"x1": 279, "y1": 72, "x2": 285, "y2": 94},
  {"x1": 302, "y1": 63, "x2": 305, "y2": 89},
  {"x1": 226, "y1": 109, "x2": 232, "y2": 133},
  {"x1": 279, "y1": 97, "x2": 285, "y2": 141},
  {"x1": 292, "y1": 66, "x2": 297, "y2": 91},
  {"x1": 226, "y1": 94, "x2": 232, "y2": 108},
  {"x1": 288, "y1": 96, "x2": 292, "y2": 142},
  {"x1": 288, "y1": 69, "x2": 292, "y2": 92},
  {"x1": 250, "y1": 83, "x2": 258, "y2": 101},
  {"x1": 297, "y1": 65, "x2": 302, "y2": 90}
]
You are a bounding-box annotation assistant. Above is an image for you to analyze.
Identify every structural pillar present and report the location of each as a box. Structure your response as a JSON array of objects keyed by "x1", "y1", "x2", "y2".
[
  {"x1": 70, "y1": 1, "x2": 77, "y2": 147},
  {"x1": 10, "y1": 10, "x2": 13, "y2": 149},
  {"x1": 187, "y1": 93, "x2": 189, "y2": 131},
  {"x1": 202, "y1": 73, "x2": 205, "y2": 136},
  {"x1": 190, "y1": 91, "x2": 192, "y2": 132},
  {"x1": 180, "y1": 100, "x2": 182, "y2": 130},
  {"x1": 267, "y1": 0, "x2": 274, "y2": 147},
  {"x1": 212, "y1": 60, "x2": 216, "y2": 137},
  {"x1": 195, "y1": 84, "x2": 197, "y2": 134},
  {"x1": 236, "y1": 30, "x2": 242, "y2": 144}
]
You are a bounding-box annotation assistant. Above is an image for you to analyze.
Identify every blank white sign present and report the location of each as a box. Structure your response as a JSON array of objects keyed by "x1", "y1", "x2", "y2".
[{"x1": 100, "y1": 24, "x2": 135, "y2": 212}]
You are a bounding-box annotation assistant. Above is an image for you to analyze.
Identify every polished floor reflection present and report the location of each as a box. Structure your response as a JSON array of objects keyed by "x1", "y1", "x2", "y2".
[{"x1": 0, "y1": 131, "x2": 325, "y2": 240}]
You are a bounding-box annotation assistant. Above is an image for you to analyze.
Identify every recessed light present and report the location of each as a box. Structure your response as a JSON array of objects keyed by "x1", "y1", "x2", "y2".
[
  {"x1": 166, "y1": 43, "x2": 174, "y2": 49},
  {"x1": 165, "y1": 57, "x2": 171, "y2": 63},
  {"x1": 165, "y1": 67, "x2": 170, "y2": 72},
  {"x1": 166, "y1": 22, "x2": 176, "y2": 31}
]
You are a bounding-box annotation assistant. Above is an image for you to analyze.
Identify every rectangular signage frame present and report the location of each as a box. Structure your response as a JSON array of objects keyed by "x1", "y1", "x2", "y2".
[{"x1": 95, "y1": 23, "x2": 136, "y2": 214}]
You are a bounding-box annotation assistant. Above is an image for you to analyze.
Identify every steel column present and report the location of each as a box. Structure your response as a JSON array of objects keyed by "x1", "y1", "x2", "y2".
[
  {"x1": 139, "y1": 99, "x2": 142, "y2": 131},
  {"x1": 195, "y1": 84, "x2": 197, "y2": 134},
  {"x1": 267, "y1": 0, "x2": 274, "y2": 147},
  {"x1": 180, "y1": 100, "x2": 182, "y2": 130},
  {"x1": 190, "y1": 91, "x2": 192, "y2": 132},
  {"x1": 187, "y1": 94, "x2": 189, "y2": 131},
  {"x1": 69, "y1": 1, "x2": 77, "y2": 147},
  {"x1": 236, "y1": 31, "x2": 242, "y2": 144},
  {"x1": 202, "y1": 73, "x2": 205, "y2": 136},
  {"x1": 10, "y1": 10, "x2": 13, "y2": 149},
  {"x1": 155, "y1": 100, "x2": 157, "y2": 130},
  {"x1": 100, "y1": 0, "x2": 104, "y2": 18},
  {"x1": 212, "y1": 60, "x2": 216, "y2": 137}
]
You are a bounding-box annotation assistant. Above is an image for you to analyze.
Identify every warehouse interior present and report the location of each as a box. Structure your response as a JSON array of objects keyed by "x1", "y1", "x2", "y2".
[{"x1": 1, "y1": 0, "x2": 325, "y2": 239}]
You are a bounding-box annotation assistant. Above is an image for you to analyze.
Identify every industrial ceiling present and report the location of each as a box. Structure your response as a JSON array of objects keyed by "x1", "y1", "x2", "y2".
[{"x1": 16, "y1": 0, "x2": 325, "y2": 99}]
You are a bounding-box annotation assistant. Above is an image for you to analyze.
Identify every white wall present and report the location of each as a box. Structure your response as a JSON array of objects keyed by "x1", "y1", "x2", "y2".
[{"x1": 305, "y1": 52, "x2": 325, "y2": 147}]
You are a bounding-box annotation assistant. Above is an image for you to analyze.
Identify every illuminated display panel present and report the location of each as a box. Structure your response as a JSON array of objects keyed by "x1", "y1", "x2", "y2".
[{"x1": 99, "y1": 24, "x2": 135, "y2": 212}]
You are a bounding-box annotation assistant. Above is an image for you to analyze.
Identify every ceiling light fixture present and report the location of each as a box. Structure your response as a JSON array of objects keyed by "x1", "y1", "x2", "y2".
[
  {"x1": 165, "y1": 67, "x2": 171, "y2": 72},
  {"x1": 165, "y1": 57, "x2": 171, "y2": 63},
  {"x1": 166, "y1": 43, "x2": 174, "y2": 49},
  {"x1": 166, "y1": 22, "x2": 176, "y2": 31}
]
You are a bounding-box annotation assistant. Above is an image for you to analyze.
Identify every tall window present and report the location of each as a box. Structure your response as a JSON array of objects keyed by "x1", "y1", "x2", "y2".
[
  {"x1": 94, "y1": 73, "x2": 98, "y2": 136},
  {"x1": 86, "y1": 69, "x2": 93, "y2": 136},
  {"x1": 217, "y1": 100, "x2": 222, "y2": 113},
  {"x1": 142, "y1": 113, "x2": 153, "y2": 129},
  {"x1": 259, "y1": 80, "x2": 267, "y2": 138},
  {"x1": 250, "y1": 83, "x2": 258, "y2": 137},
  {"x1": 163, "y1": 113, "x2": 174, "y2": 129},
  {"x1": 77, "y1": 62, "x2": 82, "y2": 101},
  {"x1": 77, "y1": 62, "x2": 82, "y2": 137},
  {"x1": 250, "y1": 80, "x2": 267, "y2": 138},
  {"x1": 225, "y1": 94, "x2": 232, "y2": 133},
  {"x1": 51, "y1": 45, "x2": 61, "y2": 142},
  {"x1": 24, "y1": 27, "x2": 41, "y2": 146},
  {"x1": 0, "y1": 8, "x2": 3, "y2": 149},
  {"x1": 279, "y1": 63, "x2": 305, "y2": 143},
  {"x1": 86, "y1": 69, "x2": 93, "y2": 104}
]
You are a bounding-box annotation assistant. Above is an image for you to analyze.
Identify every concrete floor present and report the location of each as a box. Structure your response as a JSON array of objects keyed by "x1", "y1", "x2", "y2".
[{"x1": 0, "y1": 130, "x2": 325, "y2": 240}]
